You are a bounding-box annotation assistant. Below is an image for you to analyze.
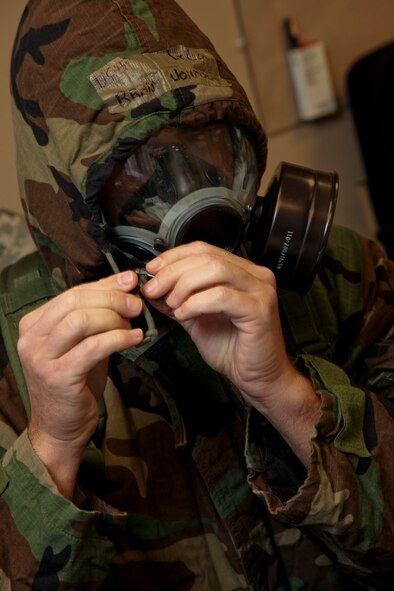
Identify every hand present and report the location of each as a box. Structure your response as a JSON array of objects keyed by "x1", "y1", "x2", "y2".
[
  {"x1": 17, "y1": 271, "x2": 144, "y2": 496},
  {"x1": 143, "y1": 242, "x2": 320, "y2": 465},
  {"x1": 143, "y1": 242, "x2": 294, "y2": 410}
]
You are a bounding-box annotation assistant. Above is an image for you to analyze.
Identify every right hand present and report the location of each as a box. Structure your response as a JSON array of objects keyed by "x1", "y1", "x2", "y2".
[{"x1": 17, "y1": 271, "x2": 144, "y2": 496}]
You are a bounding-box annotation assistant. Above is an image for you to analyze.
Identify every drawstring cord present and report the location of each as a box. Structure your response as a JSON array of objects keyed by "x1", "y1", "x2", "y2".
[{"x1": 104, "y1": 250, "x2": 159, "y2": 344}]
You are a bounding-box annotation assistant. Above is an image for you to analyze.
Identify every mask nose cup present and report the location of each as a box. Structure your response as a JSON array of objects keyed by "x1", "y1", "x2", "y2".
[{"x1": 249, "y1": 162, "x2": 338, "y2": 294}]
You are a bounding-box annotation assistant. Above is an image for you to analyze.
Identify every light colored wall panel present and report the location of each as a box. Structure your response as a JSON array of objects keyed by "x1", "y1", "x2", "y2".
[
  {"x1": 238, "y1": 0, "x2": 394, "y2": 133},
  {"x1": 0, "y1": 1, "x2": 26, "y2": 213}
]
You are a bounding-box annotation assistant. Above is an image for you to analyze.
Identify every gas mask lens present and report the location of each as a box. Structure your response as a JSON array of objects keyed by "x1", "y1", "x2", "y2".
[
  {"x1": 101, "y1": 121, "x2": 259, "y2": 264},
  {"x1": 100, "y1": 120, "x2": 338, "y2": 294}
]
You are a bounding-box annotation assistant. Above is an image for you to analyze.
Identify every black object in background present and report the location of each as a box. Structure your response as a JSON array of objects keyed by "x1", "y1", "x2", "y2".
[{"x1": 347, "y1": 41, "x2": 394, "y2": 258}]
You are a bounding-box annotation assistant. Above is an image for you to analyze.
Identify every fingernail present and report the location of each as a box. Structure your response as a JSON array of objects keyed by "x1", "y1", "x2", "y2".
[
  {"x1": 142, "y1": 277, "x2": 157, "y2": 294},
  {"x1": 117, "y1": 271, "x2": 134, "y2": 287},
  {"x1": 146, "y1": 257, "x2": 162, "y2": 273}
]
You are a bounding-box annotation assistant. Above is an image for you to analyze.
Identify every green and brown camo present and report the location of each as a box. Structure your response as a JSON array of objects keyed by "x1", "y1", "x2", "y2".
[{"x1": 1, "y1": 1, "x2": 394, "y2": 589}]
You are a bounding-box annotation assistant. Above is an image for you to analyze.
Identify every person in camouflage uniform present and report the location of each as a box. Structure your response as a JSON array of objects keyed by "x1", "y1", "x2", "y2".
[{"x1": 1, "y1": 0, "x2": 394, "y2": 589}]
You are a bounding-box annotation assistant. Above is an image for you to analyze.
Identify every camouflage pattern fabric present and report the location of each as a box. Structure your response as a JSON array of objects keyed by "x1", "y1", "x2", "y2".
[{"x1": 1, "y1": 0, "x2": 394, "y2": 589}]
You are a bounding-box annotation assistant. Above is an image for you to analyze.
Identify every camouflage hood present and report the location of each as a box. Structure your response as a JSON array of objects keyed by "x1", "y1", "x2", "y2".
[{"x1": 11, "y1": 0, "x2": 267, "y2": 287}]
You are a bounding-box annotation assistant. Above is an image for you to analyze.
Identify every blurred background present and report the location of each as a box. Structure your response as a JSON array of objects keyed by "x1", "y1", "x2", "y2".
[{"x1": 1, "y1": 0, "x2": 393, "y2": 250}]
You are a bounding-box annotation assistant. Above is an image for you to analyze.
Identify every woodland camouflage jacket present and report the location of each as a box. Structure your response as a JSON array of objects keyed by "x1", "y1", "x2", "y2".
[{"x1": 1, "y1": 1, "x2": 394, "y2": 589}]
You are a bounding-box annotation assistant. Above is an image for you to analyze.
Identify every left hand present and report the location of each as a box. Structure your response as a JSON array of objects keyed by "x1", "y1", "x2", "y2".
[{"x1": 142, "y1": 242, "x2": 319, "y2": 436}]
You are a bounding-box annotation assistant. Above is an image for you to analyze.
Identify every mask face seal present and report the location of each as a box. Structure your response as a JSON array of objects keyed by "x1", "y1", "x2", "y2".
[{"x1": 100, "y1": 121, "x2": 259, "y2": 265}]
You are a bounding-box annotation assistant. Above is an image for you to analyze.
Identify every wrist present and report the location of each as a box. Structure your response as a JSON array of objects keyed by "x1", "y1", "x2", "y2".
[
  {"x1": 246, "y1": 370, "x2": 321, "y2": 466},
  {"x1": 27, "y1": 425, "x2": 86, "y2": 500}
]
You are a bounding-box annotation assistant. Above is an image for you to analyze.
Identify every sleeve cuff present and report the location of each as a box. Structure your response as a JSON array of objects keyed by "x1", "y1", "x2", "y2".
[
  {"x1": 245, "y1": 354, "x2": 369, "y2": 525},
  {"x1": 1, "y1": 429, "x2": 126, "y2": 540}
]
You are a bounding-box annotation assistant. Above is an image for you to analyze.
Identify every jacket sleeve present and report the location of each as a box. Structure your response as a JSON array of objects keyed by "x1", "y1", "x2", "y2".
[
  {"x1": 0, "y1": 345, "x2": 126, "y2": 588},
  {"x1": 246, "y1": 226, "x2": 394, "y2": 589}
]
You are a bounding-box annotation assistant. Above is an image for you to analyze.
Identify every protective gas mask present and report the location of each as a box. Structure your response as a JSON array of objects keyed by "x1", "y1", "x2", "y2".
[{"x1": 101, "y1": 121, "x2": 338, "y2": 295}]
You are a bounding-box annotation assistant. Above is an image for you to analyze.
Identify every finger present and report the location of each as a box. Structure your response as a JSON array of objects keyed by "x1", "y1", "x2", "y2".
[
  {"x1": 42, "y1": 307, "x2": 142, "y2": 359},
  {"x1": 19, "y1": 271, "x2": 139, "y2": 332},
  {"x1": 142, "y1": 253, "x2": 274, "y2": 306},
  {"x1": 26, "y1": 327, "x2": 144, "y2": 395},
  {"x1": 57, "y1": 327, "x2": 144, "y2": 378},
  {"x1": 146, "y1": 241, "x2": 227, "y2": 273},
  {"x1": 146, "y1": 241, "x2": 267, "y2": 278},
  {"x1": 19, "y1": 282, "x2": 142, "y2": 340},
  {"x1": 171, "y1": 285, "x2": 270, "y2": 325},
  {"x1": 169, "y1": 260, "x2": 274, "y2": 309}
]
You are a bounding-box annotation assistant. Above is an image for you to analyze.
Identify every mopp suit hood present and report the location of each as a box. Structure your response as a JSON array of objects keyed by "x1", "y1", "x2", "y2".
[{"x1": 11, "y1": 0, "x2": 267, "y2": 287}]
